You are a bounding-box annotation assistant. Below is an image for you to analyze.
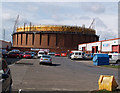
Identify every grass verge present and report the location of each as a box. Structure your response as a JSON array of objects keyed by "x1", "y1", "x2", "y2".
[{"x1": 100, "y1": 65, "x2": 120, "y2": 69}]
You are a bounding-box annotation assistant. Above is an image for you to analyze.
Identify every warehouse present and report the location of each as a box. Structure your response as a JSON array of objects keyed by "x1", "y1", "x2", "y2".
[
  {"x1": 12, "y1": 25, "x2": 99, "y2": 52},
  {"x1": 78, "y1": 38, "x2": 120, "y2": 53},
  {"x1": 0, "y1": 40, "x2": 11, "y2": 50}
]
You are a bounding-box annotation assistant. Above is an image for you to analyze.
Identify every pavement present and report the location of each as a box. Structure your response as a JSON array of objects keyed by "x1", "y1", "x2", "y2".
[{"x1": 7, "y1": 57, "x2": 119, "y2": 92}]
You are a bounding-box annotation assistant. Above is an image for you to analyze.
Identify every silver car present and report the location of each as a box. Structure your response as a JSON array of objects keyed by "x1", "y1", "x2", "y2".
[{"x1": 39, "y1": 55, "x2": 52, "y2": 65}]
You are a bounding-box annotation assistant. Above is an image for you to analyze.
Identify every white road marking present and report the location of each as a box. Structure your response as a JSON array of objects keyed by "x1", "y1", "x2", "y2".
[
  {"x1": 25, "y1": 88, "x2": 36, "y2": 90},
  {"x1": 52, "y1": 88, "x2": 68, "y2": 91},
  {"x1": 16, "y1": 61, "x2": 21, "y2": 63},
  {"x1": 18, "y1": 89, "x2": 22, "y2": 93},
  {"x1": 9, "y1": 64, "x2": 15, "y2": 67}
]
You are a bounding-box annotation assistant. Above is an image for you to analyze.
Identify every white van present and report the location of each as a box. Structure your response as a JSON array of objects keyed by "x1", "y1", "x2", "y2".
[
  {"x1": 70, "y1": 51, "x2": 84, "y2": 60},
  {"x1": 108, "y1": 53, "x2": 120, "y2": 64},
  {"x1": 37, "y1": 51, "x2": 45, "y2": 58}
]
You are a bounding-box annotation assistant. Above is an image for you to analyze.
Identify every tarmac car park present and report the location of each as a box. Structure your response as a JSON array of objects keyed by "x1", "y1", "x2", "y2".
[
  {"x1": 5, "y1": 54, "x2": 119, "y2": 92},
  {"x1": 1, "y1": 49, "x2": 120, "y2": 92}
]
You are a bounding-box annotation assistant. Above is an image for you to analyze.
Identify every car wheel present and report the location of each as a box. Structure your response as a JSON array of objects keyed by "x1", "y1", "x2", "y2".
[
  {"x1": 71, "y1": 58, "x2": 74, "y2": 60},
  {"x1": 5, "y1": 55, "x2": 8, "y2": 58},
  {"x1": 116, "y1": 60, "x2": 120, "y2": 64},
  {"x1": 17, "y1": 56, "x2": 20, "y2": 59},
  {"x1": 8, "y1": 84, "x2": 12, "y2": 93},
  {"x1": 39, "y1": 62, "x2": 42, "y2": 65},
  {"x1": 49, "y1": 63, "x2": 52, "y2": 65}
]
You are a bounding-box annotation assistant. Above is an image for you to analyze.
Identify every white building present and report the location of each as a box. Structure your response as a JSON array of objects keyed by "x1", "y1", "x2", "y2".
[{"x1": 78, "y1": 38, "x2": 120, "y2": 53}]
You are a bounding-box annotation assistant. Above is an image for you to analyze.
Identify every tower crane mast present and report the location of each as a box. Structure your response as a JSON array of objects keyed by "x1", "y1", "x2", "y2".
[
  {"x1": 13, "y1": 15, "x2": 19, "y2": 33},
  {"x1": 89, "y1": 19, "x2": 95, "y2": 29}
]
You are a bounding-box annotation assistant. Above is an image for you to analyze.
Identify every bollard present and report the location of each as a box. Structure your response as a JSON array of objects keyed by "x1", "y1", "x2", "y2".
[{"x1": 98, "y1": 75, "x2": 118, "y2": 91}]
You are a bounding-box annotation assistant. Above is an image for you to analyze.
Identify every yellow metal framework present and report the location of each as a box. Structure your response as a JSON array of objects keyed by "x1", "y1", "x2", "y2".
[{"x1": 16, "y1": 25, "x2": 96, "y2": 35}]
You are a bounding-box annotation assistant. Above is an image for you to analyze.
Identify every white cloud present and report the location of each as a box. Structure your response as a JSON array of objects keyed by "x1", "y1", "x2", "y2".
[
  {"x1": 2, "y1": 13, "x2": 11, "y2": 20},
  {"x1": 95, "y1": 17, "x2": 107, "y2": 28},
  {"x1": 1, "y1": 2, "x2": 118, "y2": 42},
  {"x1": 81, "y1": 3, "x2": 106, "y2": 14}
]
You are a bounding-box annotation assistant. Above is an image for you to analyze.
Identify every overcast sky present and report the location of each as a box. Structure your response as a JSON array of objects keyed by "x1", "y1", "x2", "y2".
[{"x1": 1, "y1": 2, "x2": 118, "y2": 42}]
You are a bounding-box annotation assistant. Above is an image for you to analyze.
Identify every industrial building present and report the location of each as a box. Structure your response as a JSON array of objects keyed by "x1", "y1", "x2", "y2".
[
  {"x1": 12, "y1": 25, "x2": 99, "y2": 52},
  {"x1": 0, "y1": 40, "x2": 11, "y2": 50},
  {"x1": 78, "y1": 38, "x2": 120, "y2": 53}
]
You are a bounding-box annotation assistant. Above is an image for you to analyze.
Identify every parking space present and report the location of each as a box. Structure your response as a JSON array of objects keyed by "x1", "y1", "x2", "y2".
[{"x1": 6, "y1": 56, "x2": 119, "y2": 92}]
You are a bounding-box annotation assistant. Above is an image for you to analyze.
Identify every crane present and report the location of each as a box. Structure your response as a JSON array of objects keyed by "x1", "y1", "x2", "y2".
[
  {"x1": 89, "y1": 18, "x2": 95, "y2": 29},
  {"x1": 13, "y1": 15, "x2": 19, "y2": 33}
]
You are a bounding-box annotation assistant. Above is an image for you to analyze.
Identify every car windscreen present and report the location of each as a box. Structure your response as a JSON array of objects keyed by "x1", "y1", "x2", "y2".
[
  {"x1": 25, "y1": 53, "x2": 31, "y2": 55},
  {"x1": 39, "y1": 53, "x2": 44, "y2": 54},
  {"x1": 42, "y1": 56, "x2": 50, "y2": 58},
  {"x1": 61, "y1": 51, "x2": 66, "y2": 53},
  {"x1": 75, "y1": 53, "x2": 79, "y2": 55}
]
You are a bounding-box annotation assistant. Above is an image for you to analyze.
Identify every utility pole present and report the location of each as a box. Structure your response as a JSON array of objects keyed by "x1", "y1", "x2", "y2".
[
  {"x1": 3, "y1": 29, "x2": 5, "y2": 40},
  {"x1": 30, "y1": 22, "x2": 32, "y2": 31}
]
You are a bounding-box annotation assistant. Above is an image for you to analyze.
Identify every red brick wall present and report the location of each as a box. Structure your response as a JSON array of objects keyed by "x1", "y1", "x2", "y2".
[
  {"x1": 12, "y1": 35, "x2": 14, "y2": 46},
  {"x1": 57, "y1": 34, "x2": 64, "y2": 48},
  {"x1": 22, "y1": 34, "x2": 26, "y2": 46},
  {"x1": 27, "y1": 34, "x2": 33, "y2": 47},
  {"x1": 64, "y1": 34, "x2": 73, "y2": 48},
  {"x1": 12, "y1": 32, "x2": 99, "y2": 52},
  {"x1": 49, "y1": 34, "x2": 56, "y2": 48},
  {"x1": 41, "y1": 34, "x2": 48, "y2": 47},
  {"x1": 18, "y1": 34, "x2": 21, "y2": 46},
  {"x1": 34, "y1": 34, "x2": 40, "y2": 47}
]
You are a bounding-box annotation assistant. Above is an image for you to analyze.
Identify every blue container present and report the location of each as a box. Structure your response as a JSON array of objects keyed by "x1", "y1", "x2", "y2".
[{"x1": 93, "y1": 54, "x2": 109, "y2": 66}]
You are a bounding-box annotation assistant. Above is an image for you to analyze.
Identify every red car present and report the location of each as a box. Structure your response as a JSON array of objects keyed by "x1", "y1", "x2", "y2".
[
  {"x1": 54, "y1": 53, "x2": 60, "y2": 56},
  {"x1": 61, "y1": 51, "x2": 67, "y2": 57},
  {"x1": 6, "y1": 52, "x2": 21, "y2": 58},
  {"x1": 23, "y1": 52, "x2": 32, "y2": 58}
]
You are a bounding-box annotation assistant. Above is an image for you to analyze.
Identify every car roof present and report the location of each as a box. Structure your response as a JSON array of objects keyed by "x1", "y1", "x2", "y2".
[{"x1": 42, "y1": 55, "x2": 50, "y2": 57}]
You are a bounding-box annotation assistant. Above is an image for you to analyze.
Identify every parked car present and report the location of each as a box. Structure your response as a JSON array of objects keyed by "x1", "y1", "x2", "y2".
[
  {"x1": 38, "y1": 51, "x2": 45, "y2": 58},
  {"x1": 2, "y1": 49, "x2": 8, "y2": 58},
  {"x1": 0, "y1": 58, "x2": 12, "y2": 93},
  {"x1": 108, "y1": 53, "x2": 120, "y2": 63},
  {"x1": 11, "y1": 49, "x2": 20, "y2": 52},
  {"x1": 6, "y1": 51, "x2": 21, "y2": 58},
  {"x1": 29, "y1": 52, "x2": 35, "y2": 58},
  {"x1": 19, "y1": 52, "x2": 24, "y2": 58},
  {"x1": 23, "y1": 52, "x2": 33, "y2": 59},
  {"x1": 54, "y1": 53, "x2": 60, "y2": 56},
  {"x1": 70, "y1": 51, "x2": 84, "y2": 60},
  {"x1": 31, "y1": 52, "x2": 36, "y2": 55},
  {"x1": 48, "y1": 52, "x2": 55, "y2": 56},
  {"x1": 61, "y1": 51, "x2": 67, "y2": 57},
  {"x1": 39, "y1": 55, "x2": 52, "y2": 65},
  {"x1": 83, "y1": 53, "x2": 93, "y2": 60}
]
